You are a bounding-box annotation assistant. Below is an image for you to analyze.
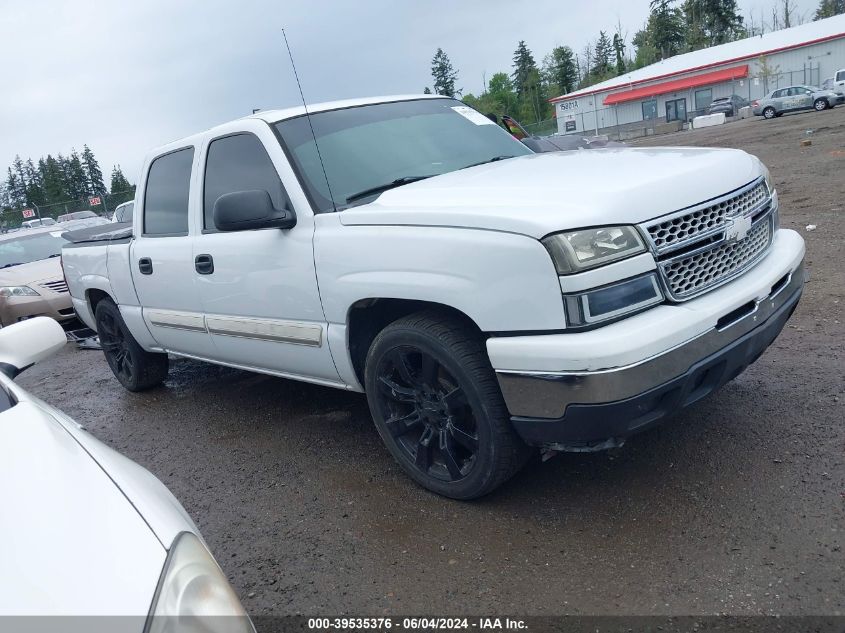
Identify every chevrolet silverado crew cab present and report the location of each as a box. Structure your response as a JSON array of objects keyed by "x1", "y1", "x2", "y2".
[{"x1": 62, "y1": 95, "x2": 805, "y2": 499}]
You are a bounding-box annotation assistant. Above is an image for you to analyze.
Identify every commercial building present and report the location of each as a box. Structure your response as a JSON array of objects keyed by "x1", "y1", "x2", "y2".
[{"x1": 550, "y1": 14, "x2": 845, "y2": 135}]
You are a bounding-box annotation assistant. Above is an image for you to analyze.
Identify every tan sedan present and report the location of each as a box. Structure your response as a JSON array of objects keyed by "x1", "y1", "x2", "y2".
[{"x1": 0, "y1": 228, "x2": 74, "y2": 327}]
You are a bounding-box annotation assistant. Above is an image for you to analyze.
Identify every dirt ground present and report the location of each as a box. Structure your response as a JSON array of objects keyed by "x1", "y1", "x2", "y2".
[{"x1": 19, "y1": 107, "x2": 844, "y2": 618}]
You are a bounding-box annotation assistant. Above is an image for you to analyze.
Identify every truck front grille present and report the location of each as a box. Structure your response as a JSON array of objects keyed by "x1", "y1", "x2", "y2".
[{"x1": 641, "y1": 178, "x2": 775, "y2": 301}]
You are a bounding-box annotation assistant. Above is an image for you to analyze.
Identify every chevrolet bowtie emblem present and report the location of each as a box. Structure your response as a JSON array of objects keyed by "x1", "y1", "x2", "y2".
[{"x1": 725, "y1": 215, "x2": 752, "y2": 242}]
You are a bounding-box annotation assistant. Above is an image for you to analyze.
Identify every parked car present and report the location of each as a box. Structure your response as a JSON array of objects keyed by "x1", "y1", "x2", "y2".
[
  {"x1": 56, "y1": 210, "x2": 99, "y2": 222},
  {"x1": 0, "y1": 227, "x2": 74, "y2": 327},
  {"x1": 0, "y1": 317, "x2": 254, "y2": 628},
  {"x1": 112, "y1": 200, "x2": 134, "y2": 223},
  {"x1": 63, "y1": 95, "x2": 805, "y2": 499},
  {"x1": 498, "y1": 114, "x2": 625, "y2": 151},
  {"x1": 752, "y1": 85, "x2": 844, "y2": 119},
  {"x1": 706, "y1": 94, "x2": 749, "y2": 117},
  {"x1": 59, "y1": 216, "x2": 112, "y2": 230},
  {"x1": 21, "y1": 218, "x2": 57, "y2": 229},
  {"x1": 832, "y1": 68, "x2": 845, "y2": 95}
]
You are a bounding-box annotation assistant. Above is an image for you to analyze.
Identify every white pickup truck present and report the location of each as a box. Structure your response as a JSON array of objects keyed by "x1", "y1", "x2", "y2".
[{"x1": 62, "y1": 95, "x2": 805, "y2": 499}]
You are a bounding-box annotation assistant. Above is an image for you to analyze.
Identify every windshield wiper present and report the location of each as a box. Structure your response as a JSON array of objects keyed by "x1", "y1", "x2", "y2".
[
  {"x1": 0, "y1": 263, "x2": 24, "y2": 269},
  {"x1": 47, "y1": 253, "x2": 62, "y2": 258},
  {"x1": 345, "y1": 175, "x2": 435, "y2": 204},
  {"x1": 461, "y1": 155, "x2": 516, "y2": 170}
]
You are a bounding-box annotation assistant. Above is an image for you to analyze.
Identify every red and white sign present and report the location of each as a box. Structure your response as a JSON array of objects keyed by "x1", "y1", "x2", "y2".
[
  {"x1": 88, "y1": 196, "x2": 102, "y2": 206},
  {"x1": 22, "y1": 208, "x2": 36, "y2": 218}
]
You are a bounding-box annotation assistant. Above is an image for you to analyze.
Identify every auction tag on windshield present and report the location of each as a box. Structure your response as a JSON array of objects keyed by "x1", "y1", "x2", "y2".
[{"x1": 452, "y1": 106, "x2": 495, "y2": 125}]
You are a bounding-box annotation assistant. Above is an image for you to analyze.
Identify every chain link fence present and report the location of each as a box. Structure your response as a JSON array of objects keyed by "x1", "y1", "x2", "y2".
[{"x1": 1, "y1": 188, "x2": 135, "y2": 231}]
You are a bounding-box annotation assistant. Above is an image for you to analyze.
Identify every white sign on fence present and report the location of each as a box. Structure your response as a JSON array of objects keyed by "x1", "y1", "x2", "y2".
[
  {"x1": 22, "y1": 208, "x2": 35, "y2": 218},
  {"x1": 89, "y1": 196, "x2": 102, "y2": 206}
]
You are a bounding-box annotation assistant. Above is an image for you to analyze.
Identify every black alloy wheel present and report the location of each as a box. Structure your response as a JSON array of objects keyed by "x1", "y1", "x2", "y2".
[
  {"x1": 364, "y1": 311, "x2": 530, "y2": 499},
  {"x1": 374, "y1": 345, "x2": 479, "y2": 483},
  {"x1": 95, "y1": 298, "x2": 168, "y2": 391},
  {"x1": 99, "y1": 309, "x2": 135, "y2": 385}
]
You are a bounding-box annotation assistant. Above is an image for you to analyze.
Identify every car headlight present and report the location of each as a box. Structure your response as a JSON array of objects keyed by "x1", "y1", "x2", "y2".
[
  {"x1": 0, "y1": 285, "x2": 40, "y2": 298},
  {"x1": 563, "y1": 273, "x2": 664, "y2": 327},
  {"x1": 147, "y1": 532, "x2": 254, "y2": 633},
  {"x1": 542, "y1": 226, "x2": 646, "y2": 274}
]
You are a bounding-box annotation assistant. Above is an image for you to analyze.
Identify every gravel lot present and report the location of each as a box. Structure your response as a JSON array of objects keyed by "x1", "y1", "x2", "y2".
[{"x1": 19, "y1": 107, "x2": 844, "y2": 618}]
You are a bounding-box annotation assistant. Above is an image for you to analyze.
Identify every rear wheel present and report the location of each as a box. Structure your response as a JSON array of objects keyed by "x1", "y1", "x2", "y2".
[
  {"x1": 364, "y1": 311, "x2": 530, "y2": 499},
  {"x1": 95, "y1": 298, "x2": 168, "y2": 391},
  {"x1": 763, "y1": 107, "x2": 776, "y2": 119},
  {"x1": 814, "y1": 98, "x2": 828, "y2": 111}
]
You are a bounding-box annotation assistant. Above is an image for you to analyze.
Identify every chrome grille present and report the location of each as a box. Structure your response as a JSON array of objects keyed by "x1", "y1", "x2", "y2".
[
  {"x1": 39, "y1": 279, "x2": 68, "y2": 294},
  {"x1": 662, "y1": 217, "x2": 772, "y2": 298},
  {"x1": 647, "y1": 181, "x2": 768, "y2": 253},
  {"x1": 641, "y1": 178, "x2": 775, "y2": 301}
]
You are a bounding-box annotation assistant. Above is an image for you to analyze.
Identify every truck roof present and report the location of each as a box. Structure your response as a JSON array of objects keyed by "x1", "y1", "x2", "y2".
[{"x1": 148, "y1": 94, "x2": 446, "y2": 160}]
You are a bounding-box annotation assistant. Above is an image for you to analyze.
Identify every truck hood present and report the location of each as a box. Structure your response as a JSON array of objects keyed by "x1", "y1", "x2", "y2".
[{"x1": 340, "y1": 148, "x2": 762, "y2": 238}]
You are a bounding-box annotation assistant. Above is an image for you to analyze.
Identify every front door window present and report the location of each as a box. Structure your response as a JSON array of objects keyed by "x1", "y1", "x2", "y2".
[{"x1": 665, "y1": 98, "x2": 687, "y2": 123}]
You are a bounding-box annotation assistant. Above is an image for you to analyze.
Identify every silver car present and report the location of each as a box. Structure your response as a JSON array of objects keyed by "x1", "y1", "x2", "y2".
[{"x1": 752, "y1": 85, "x2": 845, "y2": 119}]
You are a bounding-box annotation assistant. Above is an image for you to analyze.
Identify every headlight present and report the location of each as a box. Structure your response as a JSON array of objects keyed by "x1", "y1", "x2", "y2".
[
  {"x1": 147, "y1": 532, "x2": 254, "y2": 633},
  {"x1": 760, "y1": 162, "x2": 773, "y2": 195},
  {"x1": 542, "y1": 226, "x2": 646, "y2": 274},
  {"x1": 563, "y1": 273, "x2": 663, "y2": 327},
  {"x1": 0, "y1": 285, "x2": 40, "y2": 298}
]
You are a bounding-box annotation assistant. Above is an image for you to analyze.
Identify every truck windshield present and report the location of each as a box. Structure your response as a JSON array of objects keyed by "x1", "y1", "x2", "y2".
[
  {"x1": 274, "y1": 98, "x2": 532, "y2": 211},
  {"x1": 0, "y1": 232, "x2": 68, "y2": 268}
]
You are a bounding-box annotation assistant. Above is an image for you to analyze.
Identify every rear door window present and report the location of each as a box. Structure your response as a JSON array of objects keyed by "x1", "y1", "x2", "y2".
[
  {"x1": 202, "y1": 133, "x2": 286, "y2": 231},
  {"x1": 143, "y1": 148, "x2": 194, "y2": 236}
]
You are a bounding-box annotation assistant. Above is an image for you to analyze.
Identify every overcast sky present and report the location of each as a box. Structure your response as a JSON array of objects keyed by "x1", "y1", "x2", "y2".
[{"x1": 0, "y1": 0, "x2": 820, "y2": 184}]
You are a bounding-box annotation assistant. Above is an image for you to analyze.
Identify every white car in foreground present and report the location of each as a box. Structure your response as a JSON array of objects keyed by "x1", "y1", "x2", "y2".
[{"x1": 0, "y1": 317, "x2": 253, "y2": 631}]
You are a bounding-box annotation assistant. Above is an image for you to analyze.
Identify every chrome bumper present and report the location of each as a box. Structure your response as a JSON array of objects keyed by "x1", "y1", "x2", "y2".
[{"x1": 497, "y1": 259, "x2": 804, "y2": 420}]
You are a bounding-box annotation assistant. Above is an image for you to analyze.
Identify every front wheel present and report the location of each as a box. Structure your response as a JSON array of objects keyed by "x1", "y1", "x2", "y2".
[
  {"x1": 763, "y1": 107, "x2": 776, "y2": 119},
  {"x1": 364, "y1": 311, "x2": 530, "y2": 499},
  {"x1": 814, "y1": 98, "x2": 828, "y2": 111},
  {"x1": 95, "y1": 298, "x2": 169, "y2": 391}
]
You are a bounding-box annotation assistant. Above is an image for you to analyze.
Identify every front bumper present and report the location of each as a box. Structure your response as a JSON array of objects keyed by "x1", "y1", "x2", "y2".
[
  {"x1": 0, "y1": 293, "x2": 74, "y2": 327},
  {"x1": 490, "y1": 230, "x2": 805, "y2": 448}
]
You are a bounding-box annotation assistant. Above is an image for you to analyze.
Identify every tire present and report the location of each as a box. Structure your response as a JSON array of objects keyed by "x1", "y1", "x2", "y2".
[
  {"x1": 364, "y1": 311, "x2": 530, "y2": 500},
  {"x1": 814, "y1": 98, "x2": 828, "y2": 111},
  {"x1": 763, "y1": 107, "x2": 776, "y2": 119},
  {"x1": 95, "y1": 298, "x2": 168, "y2": 391}
]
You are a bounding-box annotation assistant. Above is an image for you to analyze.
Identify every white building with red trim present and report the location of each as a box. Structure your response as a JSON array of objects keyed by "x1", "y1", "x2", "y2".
[{"x1": 550, "y1": 14, "x2": 845, "y2": 135}]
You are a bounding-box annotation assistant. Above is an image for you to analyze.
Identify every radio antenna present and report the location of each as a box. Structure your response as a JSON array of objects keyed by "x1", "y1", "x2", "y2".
[{"x1": 282, "y1": 28, "x2": 336, "y2": 211}]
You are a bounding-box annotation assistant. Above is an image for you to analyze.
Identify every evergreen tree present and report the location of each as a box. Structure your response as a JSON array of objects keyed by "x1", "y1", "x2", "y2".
[
  {"x1": 814, "y1": 0, "x2": 845, "y2": 18},
  {"x1": 41, "y1": 155, "x2": 68, "y2": 203},
  {"x1": 6, "y1": 167, "x2": 25, "y2": 208},
  {"x1": 682, "y1": 0, "x2": 745, "y2": 49},
  {"x1": 81, "y1": 144, "x2": 105, "y2": 195},
  {"x1": 593, "y1": 31, "x2": 613, "y2": 78},
  {"x1": 613, "y1": 33, "x2": 627, "y2": 75},
  {"x1": 511, "y1": 41, "x2": 538, "y2": 97},
  {"x1": 110, "y1": 165, "x2": 132, "y2": 193},
  {"x1": 647, "y1": 0, "x2": 685, "y2": 60},
  {"x1": 431, "y1": 48, "x2": 458, "y2": 97},
  {"x1": 24, "y1": 159, "x2": 45, "y2": 206},
  {"x1": 66, "y1": 150, "x2": 89, "y2": 199},
  {"x1": 543, "y1": 46, "x2": 578, "y2": 95},
  {"x1": 423, "y1": 86, "x2": 432, "y2": 94}
]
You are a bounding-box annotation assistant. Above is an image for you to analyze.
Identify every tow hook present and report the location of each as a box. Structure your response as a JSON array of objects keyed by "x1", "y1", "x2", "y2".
[{"x1": 540, "y1": 437, "x2": 626, "y2": 461}]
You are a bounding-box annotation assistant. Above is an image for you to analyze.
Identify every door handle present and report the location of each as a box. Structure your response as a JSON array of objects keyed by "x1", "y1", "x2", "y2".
[
  {"x1": 195, "y1": 254, "x2": 214, "y2": 275},
  {"x1": 138, "y1": 257, "x2": 153, "y2": 275}
]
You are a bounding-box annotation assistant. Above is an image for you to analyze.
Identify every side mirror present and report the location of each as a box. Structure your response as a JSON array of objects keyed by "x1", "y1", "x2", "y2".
[
  {"x1": 0, "y1": 317, "x2": 66, "y2": 378},
  {"x1": 213, "y1": 190, "x2": 296, "y2": 232}
]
